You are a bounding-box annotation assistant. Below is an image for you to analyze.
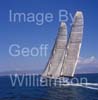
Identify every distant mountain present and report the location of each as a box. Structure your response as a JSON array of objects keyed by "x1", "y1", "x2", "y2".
[
  {"x1": 0, "y1": 70, "x2": 42, "y2": 76},
  {"x1": 0, "y1": 66, "x2": 98, "y2": 76},
  {"x1": 75, "y1": 66, "x2": 98, "y2": 74}
]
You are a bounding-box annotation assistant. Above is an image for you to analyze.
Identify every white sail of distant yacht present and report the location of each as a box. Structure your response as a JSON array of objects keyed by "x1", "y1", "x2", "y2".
[{"x1": 42, "y1": 11, "x2": 84, "y2": 79}]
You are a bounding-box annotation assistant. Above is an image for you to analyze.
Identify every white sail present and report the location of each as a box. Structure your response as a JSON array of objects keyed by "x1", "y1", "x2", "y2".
[
  {"x1": 42, "y1": 22, "x2": 67, "y2": 78},
  {"x1": 42, "y1": 11, "x2": 84, "y2": 79},
  {"x1": 61, "y1": 11, "x2": 84, "y2": 77}
]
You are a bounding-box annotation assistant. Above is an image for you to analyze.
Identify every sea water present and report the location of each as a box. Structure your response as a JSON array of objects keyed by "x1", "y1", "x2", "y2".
[{"x1": 0, "y1": 73, "x2": 98, "y2": 100}]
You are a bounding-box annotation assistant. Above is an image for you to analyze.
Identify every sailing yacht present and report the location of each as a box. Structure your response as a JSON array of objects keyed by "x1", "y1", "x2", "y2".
[{"x1": 42, "y1": 11, "x2": 84, "y2": 81}]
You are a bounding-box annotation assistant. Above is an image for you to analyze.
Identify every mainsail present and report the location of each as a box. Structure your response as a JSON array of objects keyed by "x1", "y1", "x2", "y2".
[
  {"x1": 42, "y1": 11, "x2": 84, "y2": 79},
  {"x1": 61, "y1": 11, "x2": 84, "y2": 77},
  {"x1": 42, "y1": 22, "x2": 67, "y2": 78}
]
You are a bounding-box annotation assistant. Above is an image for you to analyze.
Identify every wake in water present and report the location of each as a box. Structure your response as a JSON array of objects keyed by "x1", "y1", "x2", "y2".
[
  {"x1": 80, "y1": 83, "x2": 98, "y2": 90},
  {"x1": 62, "y1": 83, "x2": 98, "y2": 91}
]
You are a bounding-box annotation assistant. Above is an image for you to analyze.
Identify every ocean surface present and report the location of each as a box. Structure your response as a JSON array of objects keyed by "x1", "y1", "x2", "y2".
[{"x1": 0, "y1": 73, "x2": 98, "y2": 100}]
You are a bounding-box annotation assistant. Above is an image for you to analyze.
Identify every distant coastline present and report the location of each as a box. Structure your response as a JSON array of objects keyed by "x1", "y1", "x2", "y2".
[
  {"x1": 0, "y1": 70, "x2": 98, "y2": 76},
  {"x1": 0, "y1": 70, "x2": 41, "y2": 76}
]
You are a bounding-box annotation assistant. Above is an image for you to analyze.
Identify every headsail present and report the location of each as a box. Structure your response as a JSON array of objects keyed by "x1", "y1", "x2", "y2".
[
  {"x1": 61, "y1": 11, "x2": 84, "y2": 77},
  {"x1": 42, "y1": 22, "x2": 67, "y2": 78}
]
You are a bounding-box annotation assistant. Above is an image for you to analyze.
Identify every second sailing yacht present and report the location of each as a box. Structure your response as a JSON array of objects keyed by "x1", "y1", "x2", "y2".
[{"x1": 42, "y1": 11, "x2": 84, "y2": 80}]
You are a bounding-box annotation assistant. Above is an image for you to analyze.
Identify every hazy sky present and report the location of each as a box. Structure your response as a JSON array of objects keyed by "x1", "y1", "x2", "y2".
[{"x1": 0, "y1": 0, "x2": 98, "y2": 73}]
